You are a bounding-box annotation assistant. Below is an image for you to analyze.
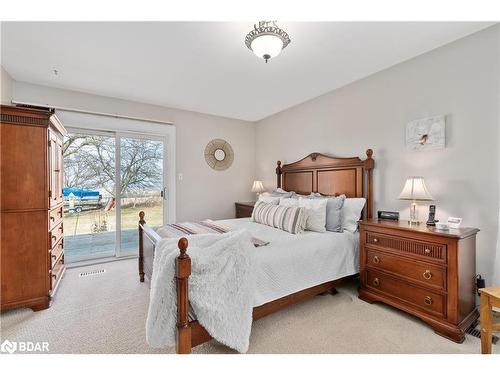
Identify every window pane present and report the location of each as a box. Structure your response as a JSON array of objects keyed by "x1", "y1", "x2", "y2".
[
  {"x1": 120, "y1": 137, "x2": 164, "y2": 256},
  {"x1": 63, "y1": 133, "x2": 116, "y2": 262}
]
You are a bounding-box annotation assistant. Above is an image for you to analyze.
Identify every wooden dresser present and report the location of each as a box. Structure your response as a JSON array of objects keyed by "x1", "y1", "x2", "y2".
[
  {"x1": 358, "y1": 219, "x2": 479, "y2": 343},
  {"x1": 1, "y1": 105, "x2": 67, "y2": 311},
  {"x1": 235, "y1": 201, "x2": 255, "y2": 218}
]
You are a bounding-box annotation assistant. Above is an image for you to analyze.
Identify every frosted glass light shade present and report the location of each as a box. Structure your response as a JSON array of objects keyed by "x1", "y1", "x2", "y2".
[
  {"x1": 398, "y1": 177, "x2": 433, "y2": 201},
  {"x1": 251, "y1": 35, "x2": 284, "y2": 60},
  {"x1": 251, "y1": 180, "x2": 265, "y2": 193}
]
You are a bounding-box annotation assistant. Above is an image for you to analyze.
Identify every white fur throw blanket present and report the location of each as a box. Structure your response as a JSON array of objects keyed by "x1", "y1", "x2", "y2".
[{"x1": 146, "y1": 230, "x2": 255, "y2": 353}]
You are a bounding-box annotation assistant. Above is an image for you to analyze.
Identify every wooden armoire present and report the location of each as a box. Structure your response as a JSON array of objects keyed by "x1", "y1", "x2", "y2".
[{"x1": 1, "y1": 105, "x2": 67, "y2": 311}]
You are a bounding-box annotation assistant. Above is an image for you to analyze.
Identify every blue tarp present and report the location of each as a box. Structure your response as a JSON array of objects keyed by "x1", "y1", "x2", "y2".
[{"x1": 63, "y1": 188, "x2": 100, "y2": 198}]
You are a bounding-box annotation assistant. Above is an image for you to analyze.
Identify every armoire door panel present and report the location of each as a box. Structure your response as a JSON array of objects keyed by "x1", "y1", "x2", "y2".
[
  {"x1": 1, "y1": 123, "x2": 47, "y2": 210},
  {"x1": 1, "y1": 211, "x2": 48, "y2": 303}
]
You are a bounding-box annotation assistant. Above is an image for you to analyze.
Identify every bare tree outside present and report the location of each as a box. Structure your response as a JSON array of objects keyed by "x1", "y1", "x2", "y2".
[
  {"x1": 63, "y1": 135, "x2": 163, "y2": 197},
  {"x1": 119, "y1": 138, "x2": 163, "y2": 197},
  {"x1": 63, "y1": 133, "x2": 165, "y2": 262}
]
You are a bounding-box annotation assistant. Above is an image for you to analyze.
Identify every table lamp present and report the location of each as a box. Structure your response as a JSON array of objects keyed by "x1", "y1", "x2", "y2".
[
  {"x1": 251, "y1": 180, "x2": 265, "y2": 200},
  {"x1": 398, "y1": 177, "x2": 433, "y2": 224}
]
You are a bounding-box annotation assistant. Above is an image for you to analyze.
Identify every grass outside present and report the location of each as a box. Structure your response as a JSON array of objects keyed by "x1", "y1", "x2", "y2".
[{"x1": 64, "y1": 204, "x2": 163, "y2": 236}]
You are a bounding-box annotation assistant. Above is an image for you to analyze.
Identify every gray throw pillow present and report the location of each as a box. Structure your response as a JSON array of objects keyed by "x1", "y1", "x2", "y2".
[
  {"x1": 308, "y1": 193, "x2": 346, "y2": 232},
  {"x1": 271, "y1": 189, "x2": 294, "y2": 198}
]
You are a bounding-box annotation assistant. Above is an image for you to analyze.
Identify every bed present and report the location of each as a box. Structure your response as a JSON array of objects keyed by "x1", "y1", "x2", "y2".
[{"x1": 138, "y1": 149, "x2": 375, "y2": 353}]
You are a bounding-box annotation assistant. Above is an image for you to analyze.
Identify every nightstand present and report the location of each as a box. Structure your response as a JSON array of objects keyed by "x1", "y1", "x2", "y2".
[
  {"x1": 358, "y1": 219, "x2": 479, "y2": 343},
  {"x1": 235, "y1": 202, "x2": 256, "y2": 218}
]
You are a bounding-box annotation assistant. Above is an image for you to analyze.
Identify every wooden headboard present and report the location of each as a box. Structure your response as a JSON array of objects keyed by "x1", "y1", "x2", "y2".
[{"x1": 276, "y1": 149, "x2": 375, "y2": 219}]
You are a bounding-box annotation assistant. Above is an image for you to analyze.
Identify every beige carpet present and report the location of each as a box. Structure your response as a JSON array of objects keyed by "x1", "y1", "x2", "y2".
[{"x1": 1, "y1": 258, "x2": 497, "y2": 354}]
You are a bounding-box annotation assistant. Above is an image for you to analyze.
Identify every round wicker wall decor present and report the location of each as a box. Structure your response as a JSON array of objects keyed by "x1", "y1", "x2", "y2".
[{"x1": 204, "y1": 139, "x2": 234, "y2": 171}]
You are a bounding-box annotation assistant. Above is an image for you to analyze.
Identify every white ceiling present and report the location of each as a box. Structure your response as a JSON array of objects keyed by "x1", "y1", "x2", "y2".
[{"x1": 1, "y1": 22, "x2": 494, "y2": 121}]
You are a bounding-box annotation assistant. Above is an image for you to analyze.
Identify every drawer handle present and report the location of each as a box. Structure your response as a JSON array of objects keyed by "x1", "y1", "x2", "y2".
[
  {"x1": 50, "y1": 216, "x2": 55, "y2": 221},
  {"x1": 52, "y1": 235, "x2": 57, "y2": 241},
  {"x1": 423, "y1": 270, "x2": 432, "y2": 280},
  {"x1": 373, "y1": 278, "x2": 380, "y2": 287},
  {"x1": 424, "y1": 296, "x2": 433, "y2": 305},
  {"x1": 372, "y1": 238, "x2": 379, "y2": 243},
  {"x1": 373, "y1": 256, "x2": 380, "y2": 264},
  {"x1": 424, "y1": 248, "x2": 431, "y2": 254},
  {"x1": 52, "y1": 274, "x2": 57, "y2": 280},
  {"x1": 52, "y1": 254, "x2": 57, "y2": 260}
]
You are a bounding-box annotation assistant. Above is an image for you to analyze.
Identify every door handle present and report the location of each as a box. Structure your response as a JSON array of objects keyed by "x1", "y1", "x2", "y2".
[{"x1": 160, "y1": 187, "x2": 167, "y2": 200}]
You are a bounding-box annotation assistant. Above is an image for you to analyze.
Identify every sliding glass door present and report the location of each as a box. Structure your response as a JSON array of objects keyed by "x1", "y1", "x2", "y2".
[
  {"x1": 63, "y1": 130, "x2": 167, "y2": 263},
  {"x1": 118, "y1": 135, "x2": 165, "y2": 256}
]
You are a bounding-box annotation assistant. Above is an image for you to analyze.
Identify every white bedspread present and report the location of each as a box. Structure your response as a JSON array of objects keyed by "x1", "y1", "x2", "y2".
[
  {"x1": 147, "y1": 218, "x2": 359, "y2": 352},
  {"x1": 218, "y1": 218, "x2": 360, "y2": 307}
]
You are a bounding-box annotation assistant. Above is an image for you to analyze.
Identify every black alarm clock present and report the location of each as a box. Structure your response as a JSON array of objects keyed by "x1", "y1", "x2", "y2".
[{"x1": 377, "y1": 211, "x2": 399, "y2": 221}]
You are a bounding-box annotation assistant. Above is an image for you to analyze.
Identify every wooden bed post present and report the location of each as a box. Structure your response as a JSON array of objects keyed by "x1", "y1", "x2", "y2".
[
  {"x1": 276, "y1": 160, "x2": 282, "y2": 188},
  {"x1": 364, "y1": 149, "x2": 374, "y2": 219},
  {"x1": 176, "y1": 237, "x2": 192, "y2": 354},
  {"x1": 138, "y1": 211, "x2": 146, "y2": 282}
]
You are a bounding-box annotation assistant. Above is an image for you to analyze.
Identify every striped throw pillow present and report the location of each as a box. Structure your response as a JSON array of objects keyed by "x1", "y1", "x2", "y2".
[{"x1": 251, "y1": 201, "x2": 306, "y2": 234}]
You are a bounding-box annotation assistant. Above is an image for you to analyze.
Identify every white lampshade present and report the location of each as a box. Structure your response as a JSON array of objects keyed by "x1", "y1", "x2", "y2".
[
  {"x1": 398, "y1": 177, "x2": 433, "y2": 201},
  {"x1": 251, "y1": 35, "x2": 284, "y2": 61},
  {"x1": 251, "y1": 180, "x2": 265, "y2": 193}
]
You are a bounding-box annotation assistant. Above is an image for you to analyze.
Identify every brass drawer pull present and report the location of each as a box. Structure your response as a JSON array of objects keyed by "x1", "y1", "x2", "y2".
[
  {"x1": 373, "y1": 278, "x2": 380, "y2": 287},
  {"x1": 52, "y1": 254, "x2": 57, "y2": 260},
  {"x1": 52, "y1": 274, "x2": 57, "y2": 280},
  {"x1": 424, "y1": 248, "x2": 431, "y2": 254},
  {"x1": 52, "y1": 235, "x2": 57, "y2": 241},
  {"x1": 423, "y1": 270, "x2": 432, "y2": 280},
  {"x1": 373, "y1": 256, "x2": 380, "y2": 264},
  {"x1": 373, "y1": 238, "x2": 379, "y2": 243},
  {"x1": 424, "y1": 296, "x2": 433, "y2": 305}
]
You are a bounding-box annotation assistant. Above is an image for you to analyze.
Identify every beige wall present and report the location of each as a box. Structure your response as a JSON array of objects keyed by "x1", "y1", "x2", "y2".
[
  {"x1": 12, "y1": 81, "x2": 256, "y2": 222},
  {"x1": 255, "y1": 26, "x2": 500, "y2": 283},
  {"x1": 1, "y1": 65, "x2": 13, "y2": 104}
]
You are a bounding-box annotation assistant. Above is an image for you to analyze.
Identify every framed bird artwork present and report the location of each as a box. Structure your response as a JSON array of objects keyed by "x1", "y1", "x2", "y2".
[{"x1": 406, "y1": 115, "x2": 446, "y2": 151}]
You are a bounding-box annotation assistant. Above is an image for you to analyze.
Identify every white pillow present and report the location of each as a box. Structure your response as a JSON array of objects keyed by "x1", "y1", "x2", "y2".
[
  {"x1": 297, "y1": 197, "x2": 327, "y2": 233},
  {"x1": 341, "y1": 198, "x2": 366, "y2": 232},
  {"x1": 257, "y1": 195, "x2": 280, "y2": 205},
  {"x1": 275, "y1": 188, "x2": 289, "y2": 194},
  {"x1": 279, "y1": 197, "x2": 299, "y2": 206}
]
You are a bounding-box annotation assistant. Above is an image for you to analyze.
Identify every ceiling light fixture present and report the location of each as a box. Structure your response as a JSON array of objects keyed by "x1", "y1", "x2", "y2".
[{"x1": 245, "y1": 21, "x2": 291, "y2": 63}]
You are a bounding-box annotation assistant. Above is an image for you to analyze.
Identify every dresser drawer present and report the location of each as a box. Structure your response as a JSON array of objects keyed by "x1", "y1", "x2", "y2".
[
  {"x1": 365, "y1": 231, "x2": 446, "y2": 261},
  {"x1": 49, "y1": 205, "x2": 63, "y2": 230},
  {"x1": 50, "y1": 256, "x2": 65, "y2": 292},
  {"x1": 49, "y1": 221, "x2": 64, "y2": 248},
  {"x1": 50, "y1": 238, "x2": 64, "y2": 269},
  {"x1": 366, "y1": 269, "x2": 446, "y2": 317},
  {"x1": 366, "y1": 249, "x2": 446, "y2": 290}
]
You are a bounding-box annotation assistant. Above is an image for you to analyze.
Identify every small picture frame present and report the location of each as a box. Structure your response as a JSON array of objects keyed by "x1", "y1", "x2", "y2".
[
  {"x1": 406, "y1": 115, "x2": 446, "y2": 151},
  {"x1": 447, "y1": 217, "x2": 463, "y2": 229}
]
